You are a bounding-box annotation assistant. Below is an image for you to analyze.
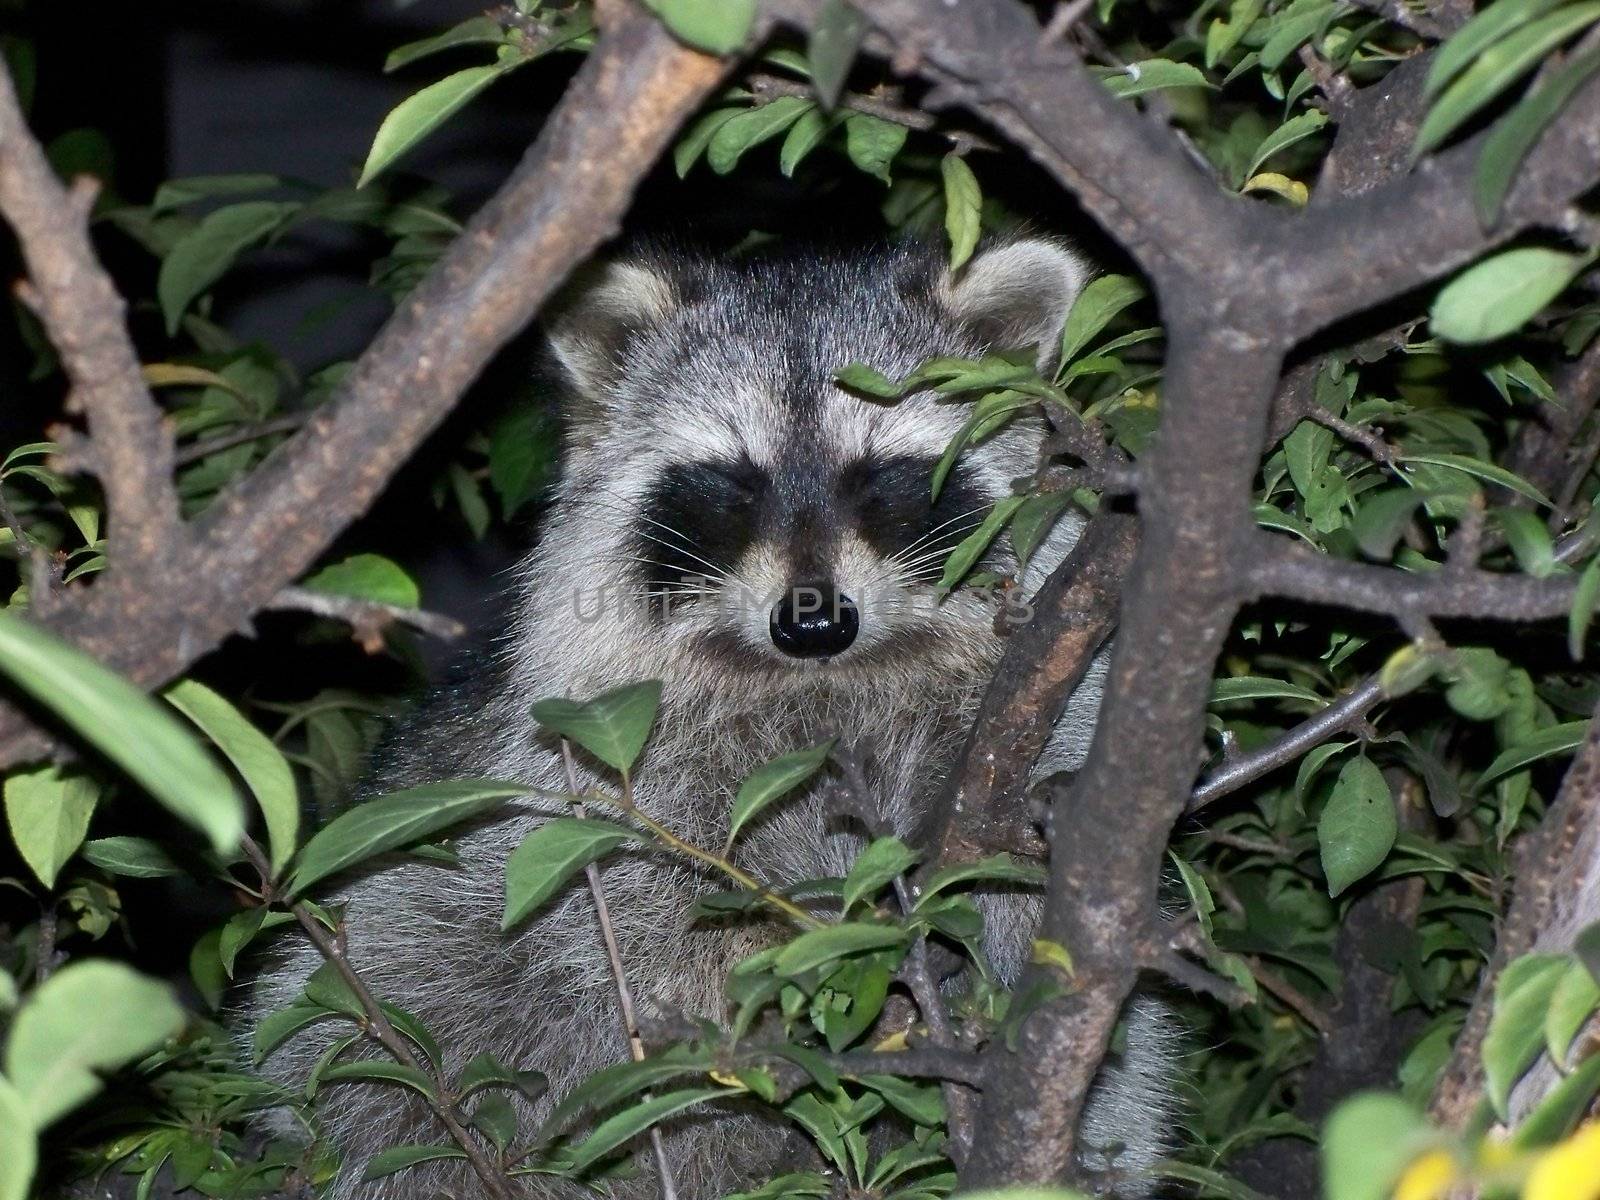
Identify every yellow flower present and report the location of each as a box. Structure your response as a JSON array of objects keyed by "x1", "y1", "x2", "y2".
[
  {"x1": 1525, "y1": 1122, "x2": 1600, "y2": 1200},
  {"x1": 1393, "y1": 1149, "x2": 1457, "y2": 1200}
]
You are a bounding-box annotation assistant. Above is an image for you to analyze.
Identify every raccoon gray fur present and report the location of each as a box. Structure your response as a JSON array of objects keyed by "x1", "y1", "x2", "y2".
[{"x1": 245, "y1": 237, "x2": 1177, "y2": 1199}]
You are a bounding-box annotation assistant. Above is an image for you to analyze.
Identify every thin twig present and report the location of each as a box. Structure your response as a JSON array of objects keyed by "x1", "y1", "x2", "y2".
[
  {"x1": 266, "y1": 585, "x2": 467, "y2": 646},
  {"x1": 562, "y1": 743, "x2": 677, "y2": 1200},
  {"x1": 0, "y1": 483, "x2": 57, "y2": 614},
  {"x1": 237, "y1": 834, "x2": 517, "y2": 1200},
  {"x1": 745, "y1": 72, "x2": 998, "y2": 153},
  {"x1": 174, "y1": 414, "x2": 308, "y2": 467}
]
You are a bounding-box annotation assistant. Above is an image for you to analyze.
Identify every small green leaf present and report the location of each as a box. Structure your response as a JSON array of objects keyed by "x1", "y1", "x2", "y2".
[
  {"x1": 4, "y1": 765, "x2": 99, "y2": 889},
  {"x1": 0, "y1": 1077, "x2": 37, "y2": 1200},
  {"x1": 166, "y1": 680, "x2": 299, "y2": 876},
  {"x1": 842, "y1": 837, "x2": 919, "y2": 912},
  {"x1": 359, "y1": 66, "x2": 507, "y2": 188},
  {"x1": 642, "y1": 0, "x2": 756, "y2": 54},
  {"x1": 1510, "y1": 1051, "x2": 1600, "y2": 1149},
  {"x1": 151, "y1": 173, "x2": 282, "y2": 214},
  {"x1": 252, "y1": 1003, "x2": 330, "y2": 1064},
  {"x1": 80, "y1": 836, "x2": 183, "y2": 879},
  {"x1": 1245, "y1": 109, "x2": 1328, "y2": 178},
  {"x1": 286, "y1": 779, "x2": 525, "y2": 897},
  {"x1": 937, "y1": 495, "x2": 1026, "y2": 594},
  {"x1": 1571, "y1": 556, "x2": 1600, "y2": 659},
  {"x1": 809, "y1": 0, "x2": 866, "y2": 109},
  {"x1": 1414, "y1": 3, "x2": 1600, "y2": 158},
  {"x1": 1351, "y1": 489, "x2": 1425, "y2": 561},
  {"x1": 1320, "y1": 1092, "x2": 1434, "y2": 1200},
  {"x1": 1479, "y1": 720, "x2": 1589, "y2": 784},
  {"x1": 157, "y1": 201, "x2": 298, "y2": 334},
  {"x1": 1401, "y1": 452, "x2": 1554, "y2": 505},
  {"x1": 1443, "y1": 647, "x2": 1513, "y2": 720},
  {"x1": 773, "y1": 923, "x2": 908, "y2": 976},
  {"x1": 1318, "y1": 757, "x2": 1398, "y2": 897},
  {"x1": 1010, "y1": 491, "x2": 1074, "y2": 570},
  {"x1": 674, "y1": 108, "x2": 742, "y2": 176},
  {"x1": 362, "y1": 1145, "x2": 468, "y2": 1181},
  {"x1": 384, "y1": 16, "x2": 506, "y2": 72},
  {"x1": 531, "y1": 680, "x2": 662, "y2": 774},
  {"x1": 1059, "y1": 274, "x2": 1145, "y2": 367},
  {"x1": 1210, "y1": 676, "x2": 1325, "y2": 706},
  {"x1": 1495, "y1": 509, "x2": 1557, "y2": 577},
  {"x1": 916, "y1": 853, "x2": 1047, "y2": 904},
  {"x1": 1545, "y1": 959, "x2": 1600, "y2": 1067},
  {"x1": 1430, "y1": 246, "x2": 1595, "y2": 346},
  {"x1": 0, "y1": 612, "x2": 243, "y2": 853},
  {"x1": 300, "y1": 553, "x2": 421, "y2": 610},
  {"x1": 1426, "y1": 0, "x2": 1572, "y2": 97},
  {"x1": 3, "y1": 960, "x2": 184, "y2": 1127},
  {"x1": 843, "y1": 113, "x2": 908, "y2": 185},
  {"x1": 502, "y1": 817, "x2": 643, "y2": 930},
  {"x1": 562, "y1": 1087, "x2": 731, "y2": 1174},
  {"x1": 941, "y1": 154, "x2": 982, "y2": 271},
  {"x1": 726, "y1": 740, "x2": 835, "y2": 852},
  {"x1": 534, "y1": 1046, "x2": 712, "y2": 1145},
  {"x1": 458, "y1": 1051, "x2": 546, "y2": 1099},
  {"x1": 1483, "y1": 953, "x2": 1570, "y2": 1118},
  {"x1": 320, "y1": 1059, "x2": 436, "y2": 1099},
  {"x1": 779, "y1": 107, "x2": 831, "y2": 176},
  {"x1": 707, "y1": 97, "x2": 813, "y2": 174},
  {"x1": 1101, "y1": 59, "x2": 1214, "y2": 98},
  {"x1": 1476, "y1": 45, "x2": 1600, "y2": 225}
]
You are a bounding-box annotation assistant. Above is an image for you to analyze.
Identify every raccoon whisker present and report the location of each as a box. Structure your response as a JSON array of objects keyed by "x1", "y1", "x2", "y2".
[
  {"x1": 581, "y1": 496, "x2": 750, "y2": 586},
  {"x1": 618, "y1": 555, "x2": 730, "y2": 590},
  {"x1": 886, "y1": 502, "x2": 998, "y2": 567}
]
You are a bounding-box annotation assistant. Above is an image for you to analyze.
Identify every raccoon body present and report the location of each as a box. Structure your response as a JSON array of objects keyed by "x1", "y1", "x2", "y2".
[{"x1": 246, "y1": 239, "x2": 1175, "y2": 1198}]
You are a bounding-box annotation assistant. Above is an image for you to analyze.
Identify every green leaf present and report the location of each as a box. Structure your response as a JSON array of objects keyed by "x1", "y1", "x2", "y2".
[
  {"x1": 1496, "y1": 508, "x2": 1557, "y2": 577},
  {"x1": 531, "y1": 680, "x2": 662, "y2": 774},
  {"x1": 1431, "y1": 244, "x2": 1596, "y2": 345},
  {"x1": 359, "y1": 66, "x2": 507, "y2": 188},
  {"x1": 1510, "y1": 1051, "x2": 1600, "y2": 1148},
  {"x1": 1260, "y1": 0, "x2": 1338, "y2": 70},
  {"x1": 0, "y1": 1077, "x2": 37, "y2": 1200},
  {"x1": 562, "y1": 1086, "x2": 731, "y2": 1175},
  {"x1": 642, "y1": 0, "x2": 756, "y2": 54},
  {"x1": 362, "y1": 1145, "x2": 468, "y2": 1181},
  {"x1": 80, "y1": 836, "x2": 183, "y2": 879},
  {"x1": 1400, "y1": 452, "x2": 1554, "y2": 505},
  {"x1": 1443, "y1": 647, "x2": 1513, "y2": 720},
  {"x1": 1169, "y1": 853, "x2": 1216, "y2": 940},
  {"x1": 151, "y1": 173, "x2": 282, "y2": 214},
  {"x1": 1210, "y1": 676, "x2": 1325, "y2": 706},
  {"x1": 166, "y1": 679, "x2": 299, "y2": 876},
  {"x1": 1483, "y1": 952, "x2": 1569, "y2": 1118},
  {"x1": 1426, "y1": 0, "x2": 1572, "y2": 97},
  {"x1": 674, "y1": 108, "x2": 742, "y2": 177},
  {"x1": 219, "y1": 907, "x2": 293, "y2": 977},
  {"x1": 779, "y1": 107, "x2": 831, "y2": 175},
  {"x1": 1010, "y1": 492, "x2": 1074, "y2": 570},
  {"x1": 502, "y1": 817, "x2": 643, "y2": 930},
  {"x1": 458, "y1": 1051, "x2": 546, "y2": 1099},
  {"x1": 1059, "y1": 274, "x2": 1145, "y2": 367},
  {"x1": 301, "y1": 553, "x2": 421, "y2": 609},
  {"x1": 773, "y1": 923, "x2": 909, "y2": 975},
  {"x1": 1571, "y1": 556, "x2": 1600, "y2": 659},
  {"x1": 1415, "y1": 3, "x2": 1600, "y2": 158},
  {"x1": 286, "y1": 779, "x2": 525, "y2": 897},
  {"x1": 1101, "y1": 59, "x2": 1214, "y2": 98},
  {"x1": 3, "y1": 960, "x2": 184, "y2": 1127},
  {"x1": 937, "y1": 495, "x2": 1026, "y2": 594},
  {"x1": 0, "y1": 611, "x2": 243, "y2": 853},
  {"x1": 252, "y1": 1003, "x2": 330, "y2": 1064},
  {"x1": 157, "y1": 201, "x2": 298, "y2": 334},
  {"x1": 534, "y1": 1046, "x2": 711, "y2": 1145},
  {"x1": 809, "y1": 0, "x2": 866, "y2": 109},
  {"x1": 941, "y1": 154, "x2": 982, "y2": 271},
  {"x1": 488, "y1": 405, "x2": 559, "y2": 517},
  {"x1": 916, "y1": 853, "x2": 1047, "y2": 904},
  {"x1": 858, "y1": 1074, "x2": 944, "y2": 1127},
  {"x1": 1351, "y1": 489, "x2": 1425, "y2": 561},
  {"x1": 842, "y1": 837, "x2": 919, "y2": 912},
  {"x1": 1319, "y1": 1092, "x2": 1433, "y2": 1200},
  {"x1": 1318, "y1": 757, "x2": 1397, "y2": 897},
  {"x1": 1476, "y1": 45, "x2": 1600, "y2": 224},
  {"x1": 707, "y1": 97, "x2": 813, "y2": 174},
  {"x1": 1479, "y1": 720, "x2": 1589, "y2": 783},
  {"x1": 726, "y1": 739, "x2": 835, "y2": 852},
  {"x1": 320, "y1": 1059, "x2": 436, "y2": 1098},
  {"x1": 1545, "y1": 959, "x2": 1600, "y2": 1066},
  {"x1": 3, "y1": 765, "x2": 99, "y2": 889},
  {"x1": 1245, "y1": 110, "x2": 1328, "y2": 178},
  {"x1": 384, "y1": 16, "x2": 506, "y2": 72},
  {"x1": 843, "y1": 113, "x2": 908, "y2": 185}
]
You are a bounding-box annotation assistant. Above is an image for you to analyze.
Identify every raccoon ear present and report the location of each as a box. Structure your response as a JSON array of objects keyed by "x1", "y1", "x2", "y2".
[
  {"x1": 545, "y1": 258, "x2": 678, "y2": 405},
  {"x1": 943, "y1": 238, "x2": 1090, "y2": 369}
]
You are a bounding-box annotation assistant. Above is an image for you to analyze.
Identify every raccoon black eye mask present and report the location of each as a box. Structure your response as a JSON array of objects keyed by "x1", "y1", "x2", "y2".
[{"x1": 243, "y1": 237, "x2": 1176, "y2": 1199}]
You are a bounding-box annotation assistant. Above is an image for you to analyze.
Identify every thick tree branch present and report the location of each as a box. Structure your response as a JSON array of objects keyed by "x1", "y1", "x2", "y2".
[
  {"x1": 0, "y1": 67, "x2": 180, "y2": 567},
  {"x1": 0, "y1": 3, "x2": 726, "y2": 769}
]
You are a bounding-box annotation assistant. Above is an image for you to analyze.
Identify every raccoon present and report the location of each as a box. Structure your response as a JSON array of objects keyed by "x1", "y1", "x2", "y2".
[{"x1": 246, "y1": 238, "x2": 1176, "y2": 1198}]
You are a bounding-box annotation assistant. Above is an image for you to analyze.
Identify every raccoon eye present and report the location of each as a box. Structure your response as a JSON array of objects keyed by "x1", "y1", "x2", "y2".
[
  {"x1": 841, "y1": 456, "x2": 938, "y2": 512},
  {"x1": 675, "y1": 457, "x2": 767, "y2": 507}
]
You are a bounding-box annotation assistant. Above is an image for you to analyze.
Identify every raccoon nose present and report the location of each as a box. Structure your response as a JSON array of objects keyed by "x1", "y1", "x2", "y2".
[{"x1": 770, "y1": 582, "x2": 860, "y2": 658}]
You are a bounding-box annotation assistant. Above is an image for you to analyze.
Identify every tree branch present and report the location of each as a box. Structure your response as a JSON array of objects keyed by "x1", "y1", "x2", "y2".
[
  {"x1": 0, "y1": 3, "x2": 727, "y2": 769},
  {"x1": 0, "y1": 70, "x2": 180, "y2": 568}
]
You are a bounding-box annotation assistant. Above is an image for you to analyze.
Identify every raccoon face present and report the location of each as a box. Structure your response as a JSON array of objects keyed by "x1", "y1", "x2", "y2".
[{"x1": 544, "y1": 239, "x2": 1088, "y2": 678}]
